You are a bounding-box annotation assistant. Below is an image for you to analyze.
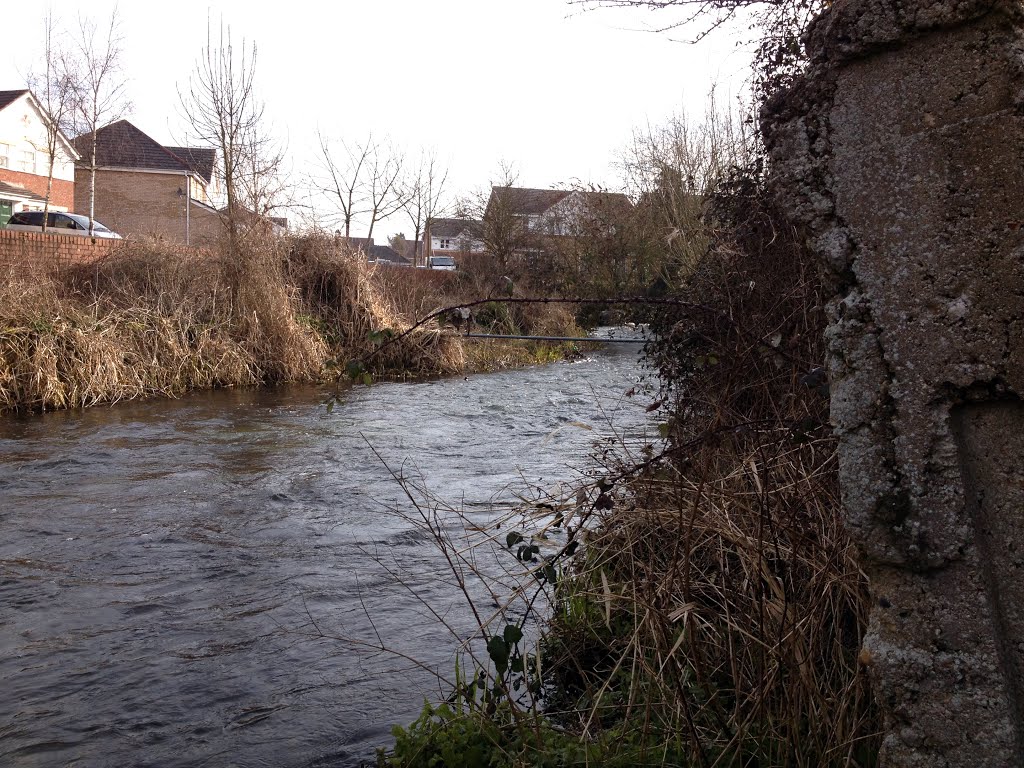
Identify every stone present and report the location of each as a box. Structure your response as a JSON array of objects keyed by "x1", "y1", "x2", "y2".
[{"x1": 763, "y1": 1, "x2": 1024, "y2": 764}]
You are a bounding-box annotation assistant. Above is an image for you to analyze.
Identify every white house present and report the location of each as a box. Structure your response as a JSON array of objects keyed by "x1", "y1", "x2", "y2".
[
  {"x1": 424, "y1": 217, "x2": 485, "y2": 265},
  {"x1": 0, "y1": 89, "x2": 78, "y2": 226}
]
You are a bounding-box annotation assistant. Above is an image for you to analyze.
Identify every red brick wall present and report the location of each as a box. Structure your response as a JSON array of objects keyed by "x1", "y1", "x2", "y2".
[
  {"x1": 0, "y1": 229, "x2": 119, "y2": 273},
  {"x1": 0, "y1": 169, "x2": 75, "y2": 210}
]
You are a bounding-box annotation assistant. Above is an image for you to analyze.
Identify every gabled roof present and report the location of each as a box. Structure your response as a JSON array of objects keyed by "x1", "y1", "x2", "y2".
[
  {"x1": 72, "y1": 120, "x2": 214, "y2": 181},
  {"x1": 0, "y1": 89, "x2": 80, "y2": 160},
  {"x1": 429, "y1": 217, "x2": 482, "y2": 238},
  {"x1": 0, "y1": 89, "x2": 29, "y2": 111},
  {"x1": 489, "y1": 187, "x2": 571, "y2": 216},
  {"x1": 165, "y1": 146, "x2": 217, "y2": 183},
  {"x1": 558, "y1": 190, "x2": 634, "y2": 218}
]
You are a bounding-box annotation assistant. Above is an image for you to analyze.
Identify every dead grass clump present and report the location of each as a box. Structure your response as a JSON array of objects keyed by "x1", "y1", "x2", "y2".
[
  {"x1": 231, "y1": 236, "x2": 329, "y2": 383},
  {"x1": 286, "y1": 234, "x2": 466, "y2": 378}
]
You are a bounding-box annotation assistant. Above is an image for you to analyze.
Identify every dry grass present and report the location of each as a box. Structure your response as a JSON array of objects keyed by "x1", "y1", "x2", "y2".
[
  {"x1": 0, "y1": 233, "x2": 583, "y2": 413},
  {"x1": 525, "y1": 170, "x2": 880, "y2": 766}
]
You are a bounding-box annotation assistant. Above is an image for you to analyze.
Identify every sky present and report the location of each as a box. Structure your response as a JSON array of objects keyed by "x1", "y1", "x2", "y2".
[{"x1": 1, "y1": 0, "x2": 755, "y2": 239}]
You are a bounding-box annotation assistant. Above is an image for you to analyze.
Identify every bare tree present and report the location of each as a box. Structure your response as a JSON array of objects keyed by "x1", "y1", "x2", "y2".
[
  {"x1": 180, "y1": 19, "x2": 284, "y2": 258},
  {"x1": 69, "y1": 7, "x2": 129, "y2": 236},
  {"x1": 26, "y1": 9, "x2": 77, "y2": 232},
  {"x1": 364, "y1": 138, "x2": 406, "y2": 246},
  {"x1": 400, "y1": 148, "x2": 448, "y2": 267},
  {"x1": 316, "y1": 131, "x2": 373, "y2": 238},
  {"x1": 479, "y1": 162, "x2": 531, "y2": 271},
  {"x1": 316, "y1": 133, "x2": 407, "y2": 244}
]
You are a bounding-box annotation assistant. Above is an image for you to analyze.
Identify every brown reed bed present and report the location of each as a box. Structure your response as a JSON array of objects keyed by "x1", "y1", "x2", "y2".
[{"x1": 0, "y1": 233, "x2": 578, "y2": 413}]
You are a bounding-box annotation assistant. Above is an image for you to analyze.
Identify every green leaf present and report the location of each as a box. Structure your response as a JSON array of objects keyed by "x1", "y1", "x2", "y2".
[
  {"x1": 487, "y1": 636, "x2": 509, "y2": 673},
  {"x1": 345, "y1": 360, "x2": 364, "y2": 380},
  {"x1": 360, "y1": 372, "x2": 373, "y2": 386},
  {"x1": 658, "y1": 422, "x2": 671, "y2": 438},
  {"x1": 503, "y1": 624, "x2": 523, "y2": 645}
]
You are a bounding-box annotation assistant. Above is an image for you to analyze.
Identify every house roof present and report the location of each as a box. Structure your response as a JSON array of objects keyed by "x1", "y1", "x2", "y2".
[
  {"x1": 568, "y1": 190, "x2": 634, "y2": 218},
  {"x1": 0, "y1": 89, "x2": 29, "y2": 111},
  {"x1": 369, "y1": 244, "x2": 410, "y2": 265},
  {"x1": 490, "y1": 187, "x2": 572, "y2": 216},
  {"x1": 73, "y1": 120, "x2": 213, "y2": 180},
  {"x1": 0, "y1": 180, "x2": 45, "y2": 202},
  {"x1": 429, "y1": 217, "x2": 482, "y2": 238},
  {"x1": 164, "y1": 146, "x2": 217, "y2": 183},
  {"x1": 0, "y1": 89, "x2": 80, "y2": 160}
]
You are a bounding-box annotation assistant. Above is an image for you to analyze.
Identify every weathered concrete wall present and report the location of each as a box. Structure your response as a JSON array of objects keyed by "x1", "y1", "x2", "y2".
[{"x1": 763, "y1": 1, "x2": 1024, "y2": 764}]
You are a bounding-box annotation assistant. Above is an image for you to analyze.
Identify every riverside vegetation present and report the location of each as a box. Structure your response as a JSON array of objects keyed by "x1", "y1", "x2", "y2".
[
  {"x1": 0, "y1": 233, "x2": 584, "y2": 413},
  {"x1": 379, "y1": 141, "x2": 878, "y2": 766}
]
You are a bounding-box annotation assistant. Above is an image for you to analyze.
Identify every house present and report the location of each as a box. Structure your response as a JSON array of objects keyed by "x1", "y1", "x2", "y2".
[
  {"x1": 71, "y1": 120, "x2": 223, "y2": 245},
  {"x1": 485, "y1": 186, "x2": 632, "y2": 238},
  {"x1": 423, "y1": 217, "x2": 484, "y2": 267},
  {"x1": 0, "y1": 89, "x2": 79, "y2": 227},
  {"x1": 479, "y1": 186, "x2": 633, "y2": 273}
]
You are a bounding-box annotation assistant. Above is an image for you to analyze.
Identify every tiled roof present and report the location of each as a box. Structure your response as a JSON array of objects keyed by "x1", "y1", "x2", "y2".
[
  {"x1": 72, "y1": 120, "x2": 197, "y2": 175},
  {"x1": 0, "y1": 90, "x2": 28, "y2": 111},
  {"x1": 490, "y1": 187, "x2": 571, "y2": 216},
  {"x1": 165, "y1": 146, "x2": 217, "y2": 183},
  {"x1": 0, "y1": 180, "x2": 45, "y2": 202},
  {"x1": 429, "y1": 218, "x2": 481, "y2": 238}
]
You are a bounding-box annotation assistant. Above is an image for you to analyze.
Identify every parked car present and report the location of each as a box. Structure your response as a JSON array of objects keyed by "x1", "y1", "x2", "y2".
[
  {"x1": 428, "y1": 255, "x2": 456, "y2": 271},
  {"x1": 4, "y1": 211, "x2": 122, "y2": 239}
]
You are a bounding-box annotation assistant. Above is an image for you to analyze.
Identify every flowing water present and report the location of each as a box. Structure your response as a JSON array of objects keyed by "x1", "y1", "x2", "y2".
[{"x1": 0, "y1": 339, "x2": 656, "y2": 767}]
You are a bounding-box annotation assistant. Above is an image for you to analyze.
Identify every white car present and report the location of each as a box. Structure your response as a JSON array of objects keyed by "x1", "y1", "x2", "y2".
[
  {"x1": 5, "y1": 211, "x2": 122, "y2": 239},
  {"x1": 428, "y1": 255, "x2": 456, "y2": 271}
]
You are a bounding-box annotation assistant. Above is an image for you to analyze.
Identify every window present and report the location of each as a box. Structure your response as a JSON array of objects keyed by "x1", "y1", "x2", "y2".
[
  {"x1": 439, "y1": 238, "x2": 452, "y2": 249},
  {"x1": 0, "y1": 143, "x2": 8, "y2": 168},
  {"x1": 17, "y1": 150, "x2": 34, "y2": 173}
]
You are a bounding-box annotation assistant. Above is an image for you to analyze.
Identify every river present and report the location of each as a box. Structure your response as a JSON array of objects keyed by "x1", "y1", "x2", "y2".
[{"x1": 0, "y1": 339, "x2": 656, "y2": 767}]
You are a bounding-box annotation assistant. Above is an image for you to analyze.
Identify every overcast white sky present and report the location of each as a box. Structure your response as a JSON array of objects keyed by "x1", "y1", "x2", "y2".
[{"x1": 2, "y1": 0, "x2": 754, "y2": 239}]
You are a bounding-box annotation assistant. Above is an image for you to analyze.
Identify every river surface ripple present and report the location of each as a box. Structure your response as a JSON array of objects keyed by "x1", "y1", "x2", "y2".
[{"x1": 0, "y1": 340, "x2": 655, "y2": 767}]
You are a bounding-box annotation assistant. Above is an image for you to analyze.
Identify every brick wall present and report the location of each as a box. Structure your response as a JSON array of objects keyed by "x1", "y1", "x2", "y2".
[
  {"x1": 75, "y1": 167, "x2": 226, "y2": 246},
  {"x1": 0, "y1": 229, "x2": 119, "y2": 273},
  {"x1": 0, "y1": 169, "x2": 75, "y2": 210},
  {"x1": 76, "y1": 167, "x2": 187, "y2": 241}
]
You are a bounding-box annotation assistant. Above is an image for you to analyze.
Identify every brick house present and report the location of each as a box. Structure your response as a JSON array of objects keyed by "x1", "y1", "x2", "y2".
[
  {"x1": 72, "y1": 120, "x2": 224, "y2": 245},
  {"x1": 0, "y1": 89, "x2": 78, "y2": 226}
]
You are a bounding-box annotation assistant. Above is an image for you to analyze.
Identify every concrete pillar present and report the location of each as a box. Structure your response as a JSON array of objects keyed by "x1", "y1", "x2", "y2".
[{"x1": 764, "y1": 1, "x2": 1024, "y2": 764}]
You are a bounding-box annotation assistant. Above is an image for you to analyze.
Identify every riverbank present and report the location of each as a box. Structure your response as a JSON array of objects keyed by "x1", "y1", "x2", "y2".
[
  {"x1": 381, "y1": 163, "x2": 879, "y2": 766},
  {"x1": 0, "y1": 233, "x2": 584, "y2": 413}
]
